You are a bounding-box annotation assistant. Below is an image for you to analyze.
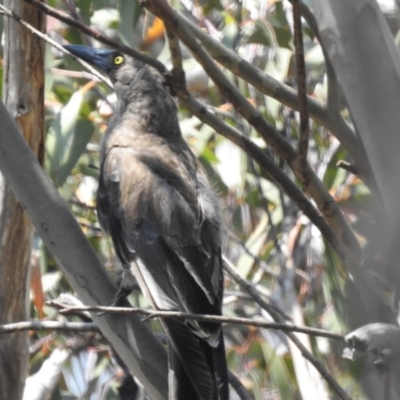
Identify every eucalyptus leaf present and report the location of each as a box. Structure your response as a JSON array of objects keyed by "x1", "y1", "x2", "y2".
[
  {"x1": 118, "y1": 0, "x2": 135, "y2": 46},
  {"x1": 45, "y1": 90, "x2": 94, "y2": 187}
]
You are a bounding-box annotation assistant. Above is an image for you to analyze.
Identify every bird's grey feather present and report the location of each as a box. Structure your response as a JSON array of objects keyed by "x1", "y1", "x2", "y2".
[{"x1": 68, "y1": 46, "x2": 229, "y2": 399}]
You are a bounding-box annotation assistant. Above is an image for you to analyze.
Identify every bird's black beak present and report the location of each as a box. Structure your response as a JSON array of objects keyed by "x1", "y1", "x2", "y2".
[{"x1": 64, "y1": 44, "x2": 115, "y2": 72}]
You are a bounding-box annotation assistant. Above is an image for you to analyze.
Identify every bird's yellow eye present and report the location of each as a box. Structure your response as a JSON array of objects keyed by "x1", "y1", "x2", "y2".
[{"x1": 114, "y1": 55, "x2": 125, "y2": 65}]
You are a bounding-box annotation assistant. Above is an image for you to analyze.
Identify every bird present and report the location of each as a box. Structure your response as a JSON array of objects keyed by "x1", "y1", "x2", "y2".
[{"x1": 64, "y1": 44, "x2": 229, "y2": 400}]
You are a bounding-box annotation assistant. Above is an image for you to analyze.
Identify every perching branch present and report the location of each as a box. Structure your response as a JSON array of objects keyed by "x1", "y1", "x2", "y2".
[{"x1": 48, "y1": 301, "x2": 345, "y2": 342}]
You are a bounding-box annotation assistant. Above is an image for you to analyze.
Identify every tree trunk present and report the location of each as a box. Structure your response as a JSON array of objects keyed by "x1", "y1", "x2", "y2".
[{"x1": 0, "y1": 1, "x2": 45, "y2": 399}]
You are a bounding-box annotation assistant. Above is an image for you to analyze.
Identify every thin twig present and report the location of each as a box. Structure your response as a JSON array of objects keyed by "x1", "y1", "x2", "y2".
[
  {"x1": 336, "y1": 161, "x2": 359, "y2": 175},
  {"x1": 47, "y1": 300, "x2": 344, "y2": 342},
  {"x1": 0, "y1": 320, "x2": 99, "y2": 333},
  {"x1": 292, "y1": 0, "x2": 310, "y2": 171},
  {"x1": 0, "y1": 4, "x2": 112, "y2": 88},
  {"x1": 164, "y1": 24, "x2": 186, "y2": 92},
  {"x1": 50, "y1": 67, "x2": 103, "y2": 81}
]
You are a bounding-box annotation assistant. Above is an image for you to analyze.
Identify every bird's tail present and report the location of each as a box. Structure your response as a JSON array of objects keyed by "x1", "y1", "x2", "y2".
[{"x1": 163, "y1": 318, "x2": 229, "y2": 400}]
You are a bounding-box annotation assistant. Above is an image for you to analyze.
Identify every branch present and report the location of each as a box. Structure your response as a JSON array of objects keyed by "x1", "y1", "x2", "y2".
[
  {"x1": 182, "y1": 96, "x2": 345, "y2": 259},
  {"x1": 177, "y1": 8, "x2": 374, "y2": 186},
  {"x1": 292, "y1": 0, "x2": 310, "y2": 171},
  {"x1": 164, "y1": 24, "x2": 185, "y2": 90},
  {"x1": 0, "y1": 320, "x2": 99, "y2": 333},
  {"x1": 49, "y1": 302, "x2": 344, "y2": 342}
]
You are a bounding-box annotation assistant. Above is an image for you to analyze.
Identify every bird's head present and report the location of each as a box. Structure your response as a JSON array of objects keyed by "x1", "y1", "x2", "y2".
[
  {"x1": 64, "y1": 44, "x2": 145, "y2": 82},
  {"x1": 64, "y1": 45, "x2": 180, "y2": 136}
]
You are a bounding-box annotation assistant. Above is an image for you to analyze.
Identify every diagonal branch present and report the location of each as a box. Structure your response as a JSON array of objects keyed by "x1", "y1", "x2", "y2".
[
  {"x1": 182, "y1": 95, "x2": 344, "y2": 258},
  {"x1": 177, "y1": 9, "x2": 374, "y2": 186},
  {"x1": 292, "y1": 0, "x2": 310, "y2": 172}
]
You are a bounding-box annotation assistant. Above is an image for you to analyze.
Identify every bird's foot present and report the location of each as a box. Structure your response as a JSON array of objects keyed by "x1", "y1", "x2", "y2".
[{"x1": 96, "y1": 268, "x2": 138, "y2": 315}]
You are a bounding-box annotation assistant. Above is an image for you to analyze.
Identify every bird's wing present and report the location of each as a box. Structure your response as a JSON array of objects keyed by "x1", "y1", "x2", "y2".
[{"x1": 97, "y1": 143, "x2": 223, "y2": 340}]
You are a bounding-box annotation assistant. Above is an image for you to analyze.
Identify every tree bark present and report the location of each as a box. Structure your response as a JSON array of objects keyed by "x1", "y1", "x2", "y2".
[{"x1": 0, "y1": 1, "x2": 45, "y2": 399}]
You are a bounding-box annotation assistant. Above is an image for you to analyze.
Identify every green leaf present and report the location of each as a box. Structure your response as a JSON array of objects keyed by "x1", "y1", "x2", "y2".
[
  {"x1": 261, "y1": 341, "x2": 293, "y2": 399},
  {"x1": 118, "y1": 0, "x2": 135, "y2": 46},
  {"x1": 45, "y1": 90, "x2": 94, "y2": 187}
]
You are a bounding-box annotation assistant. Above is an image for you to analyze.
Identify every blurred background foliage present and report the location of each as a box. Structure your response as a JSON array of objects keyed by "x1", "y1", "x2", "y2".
[{"x1": 17, "y1": 0, "x2": 400, "y2": 399}]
